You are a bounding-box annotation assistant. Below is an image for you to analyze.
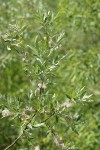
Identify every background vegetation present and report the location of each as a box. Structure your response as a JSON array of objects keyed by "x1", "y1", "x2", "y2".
[{"x1": 0, "y1": 0, "x2": 100, "y2": 149}]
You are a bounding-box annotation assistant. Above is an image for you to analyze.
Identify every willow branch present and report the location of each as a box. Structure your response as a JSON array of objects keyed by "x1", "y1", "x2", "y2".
[{"x1": 4, "y1": 113, "x2": 36, "y2": 150}]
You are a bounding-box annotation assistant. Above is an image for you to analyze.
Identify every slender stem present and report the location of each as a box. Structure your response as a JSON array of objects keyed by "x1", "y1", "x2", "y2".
[
  {"x1": 4, "y1": 113, "x2": 36, "y2": 150},
  {"x1": 4, "y1": 109, "x2": 57, "y2": 150},
  {"x1": 42, "y1": 111, "x2": 55, "y2": 123},
  {"x1": 4, "y1": 134, "x2": 22, "y2": 150}
]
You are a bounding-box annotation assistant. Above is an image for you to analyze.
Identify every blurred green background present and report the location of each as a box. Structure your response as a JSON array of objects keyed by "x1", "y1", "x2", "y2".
[{"x1": 0, "y1": 0, "x2": 100, "y2": 149}]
